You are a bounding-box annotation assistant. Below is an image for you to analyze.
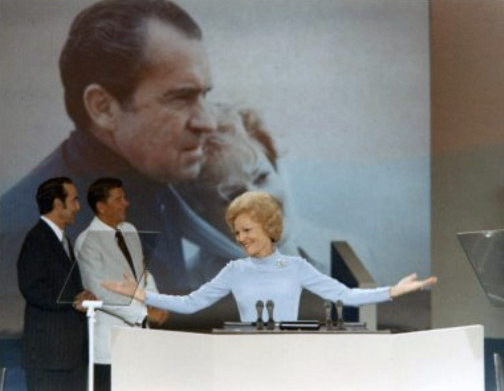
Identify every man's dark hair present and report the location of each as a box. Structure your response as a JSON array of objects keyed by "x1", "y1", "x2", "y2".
[
  {"x1": 87, "y1": 177, "x2": 123, "y2": 214},
  {"x1": 59, "y1": 0, "x2": 202, "y2": 130},
  {"x1": 36, "y1": 177, "x2": 74, "y2": 215}
]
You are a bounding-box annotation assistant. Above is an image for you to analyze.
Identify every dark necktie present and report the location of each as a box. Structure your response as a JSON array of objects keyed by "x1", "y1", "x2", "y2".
[
  {"x1": 61, "y1": 234, "x2": 75, "y2": 261},
  {"x1": 61, "y1": 235, "x2": 70, "y2": 257},
  {"x1": 115, "y1": 229, "x2": 137, "y2": 280}
]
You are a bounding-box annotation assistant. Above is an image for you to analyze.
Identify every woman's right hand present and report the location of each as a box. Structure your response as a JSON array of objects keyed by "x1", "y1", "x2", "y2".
[
  {"x1": 389, "y1": 273, "x2": 437, "y2": 298},
  {"x1": 101, "y1": 273, "x2": 146, "y2": 302}
]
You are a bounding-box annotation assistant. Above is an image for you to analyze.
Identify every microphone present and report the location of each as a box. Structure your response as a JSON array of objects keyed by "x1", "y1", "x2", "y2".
[
  {"x1": 255, "y1": 300, "x2": 264, "y2": 330},
  {"x1": 335, "y1": 300, "x2": 346, "y2": 330},
  {"x1": 324, "y1": 301, "x2": 333, "y2": 330},
  {"x1": 266, "y1": 300, "x2": 275, "y2": 330}
]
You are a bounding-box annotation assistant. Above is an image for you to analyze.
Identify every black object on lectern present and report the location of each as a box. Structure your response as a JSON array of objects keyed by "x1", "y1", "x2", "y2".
[{"x1": 457, "y1": 229, "x2": 504, "y2": 306}]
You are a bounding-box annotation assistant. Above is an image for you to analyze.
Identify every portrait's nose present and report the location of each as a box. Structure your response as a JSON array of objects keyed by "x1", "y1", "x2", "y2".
[{"x1": 189, "y1": 100, "x2": 216, "y2": 135}]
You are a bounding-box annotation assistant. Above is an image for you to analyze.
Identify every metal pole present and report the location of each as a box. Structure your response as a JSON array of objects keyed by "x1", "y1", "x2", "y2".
[{"x1": 83, "y1": 300, "x2": 103, "y2": 391}]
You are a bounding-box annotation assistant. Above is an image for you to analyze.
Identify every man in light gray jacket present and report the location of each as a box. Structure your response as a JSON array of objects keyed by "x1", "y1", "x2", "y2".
[{"x1": 76, "y1": 177, "x2": 168, "y2": 391}]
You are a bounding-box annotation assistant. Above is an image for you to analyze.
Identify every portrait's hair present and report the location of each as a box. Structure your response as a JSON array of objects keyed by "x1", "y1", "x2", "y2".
[
  {"x1": 60, "y1": 0, "x2": 202, "y2": 130},
  {"x1": 87, "y1": 177, "x2": 123, "y2": 214},
  {"x1": 225, "y1": 191, "x2": 283, "y2": 242},
  {"x1": 36, "y1": 177, "x2": 74, "y2": 215},
  {"x1": 238, "y1": 108, "x2": 278, "y2": 170}
]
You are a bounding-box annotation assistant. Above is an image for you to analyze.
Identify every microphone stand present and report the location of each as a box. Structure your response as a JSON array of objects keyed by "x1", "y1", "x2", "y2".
[
  {"x1": 324, "y1": 301, "x2": 333, "y2": 330},
  {"x1": 335, "y1": 300, "x2": 346, "y2": 330},
  {"x1": 83, "y1": 300, "x2": 103, "y2": 391},
  {"x1": 255, "y1": 300, "x2": 264, "y2": 330},
  {"x1": 266, "y1": 300, "x2": 275, "y2": 330}
]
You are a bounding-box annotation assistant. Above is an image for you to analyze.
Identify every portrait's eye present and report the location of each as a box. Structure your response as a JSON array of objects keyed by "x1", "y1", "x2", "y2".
[
  {"x1": 253, "y1": 172, "x2": 269, "y2": 187},
  {"x1": 161, "y1": 89, "x2": 199, "y2": 106}
]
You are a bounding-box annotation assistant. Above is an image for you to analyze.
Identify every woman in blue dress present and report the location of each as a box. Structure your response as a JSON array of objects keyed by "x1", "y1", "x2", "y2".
[{"x1": 102, "y1": 191, "x2": 437, "y2": 322}]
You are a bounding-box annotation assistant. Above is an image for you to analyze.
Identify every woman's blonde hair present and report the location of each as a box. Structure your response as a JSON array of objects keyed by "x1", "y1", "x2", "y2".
[{"x1": 225, "y1": 191, "x2": 283, "y2": 242}]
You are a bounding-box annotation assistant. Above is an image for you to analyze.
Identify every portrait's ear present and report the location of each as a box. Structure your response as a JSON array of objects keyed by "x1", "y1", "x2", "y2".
[{"x1": 83, "y1": 84, "x2": 121, "y2": 133}]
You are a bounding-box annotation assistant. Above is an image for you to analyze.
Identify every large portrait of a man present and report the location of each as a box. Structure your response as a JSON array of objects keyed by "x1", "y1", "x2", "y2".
[{"x1": 0, "y1": 0, "x2": 430, "y2": 333}]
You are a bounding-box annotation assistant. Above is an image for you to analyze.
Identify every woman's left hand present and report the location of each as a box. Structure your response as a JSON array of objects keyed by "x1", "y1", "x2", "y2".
[
  {"x1": 101, "y1": 273, "x2": 146, "y2": 302},
  {"x1": 390, "y1": 273, "x2": 438, "y2": 298}
]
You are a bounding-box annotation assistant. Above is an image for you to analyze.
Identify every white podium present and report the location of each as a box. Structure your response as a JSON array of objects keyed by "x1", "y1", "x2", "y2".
[{"x1": 111, "y1": 325, "x2": 484, "y2": 391}]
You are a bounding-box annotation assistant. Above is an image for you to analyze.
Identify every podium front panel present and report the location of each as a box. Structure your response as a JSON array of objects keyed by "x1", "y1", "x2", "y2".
[{"x1": 111, "y1": 325, "x2": 483, "y2": 391}]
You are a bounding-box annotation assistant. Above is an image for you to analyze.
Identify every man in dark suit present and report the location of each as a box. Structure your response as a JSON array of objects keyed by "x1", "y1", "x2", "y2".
[{"x1": 17, "y1": 177, "x2": 94, "y2": 391}]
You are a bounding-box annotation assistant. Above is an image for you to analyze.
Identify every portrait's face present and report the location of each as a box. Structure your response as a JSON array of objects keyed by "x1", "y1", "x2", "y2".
[
  {"x1": 111, "y1": 21, "x2": 215, "y2": 182},
  {"x1": 233, "y1": 212, "x2": 274, "y2": 258},
  {"x1": 218, "y1": 141, "x2": 285, "y2": 207},
  {"x1": 60, "y1": 183, "x2": 80, "y2": 226},
  {"x1": 97, "y1": 187, "x2": 129, "y2": 228}
]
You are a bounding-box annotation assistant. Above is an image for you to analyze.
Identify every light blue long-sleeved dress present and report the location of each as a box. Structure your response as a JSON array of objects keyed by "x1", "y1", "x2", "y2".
[{"x1": 145, "y1": 249, "x2": 391, "y2": 322}]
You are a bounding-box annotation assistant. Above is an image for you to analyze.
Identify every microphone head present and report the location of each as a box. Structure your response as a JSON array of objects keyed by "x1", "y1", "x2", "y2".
[
  {"x1": 256, "y1": 300, "x2": 264, "y2": 310},
  {"x1": 265, "y1": 300, "x2": 275, "y2": 329}
]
